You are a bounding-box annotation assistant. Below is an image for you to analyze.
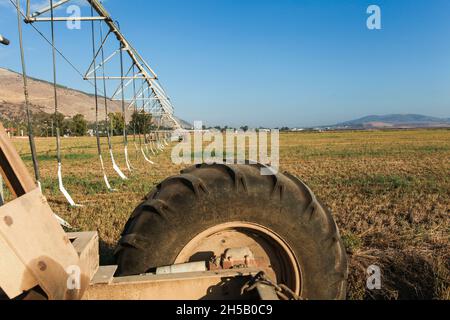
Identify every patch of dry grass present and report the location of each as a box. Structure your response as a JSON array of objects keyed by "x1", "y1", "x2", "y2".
[
  {"x1": 10, "y1": 129, "x2": 450, "y2": 299},
  {"x1": 280, "y1": 130, "x2": 449, "y2": 300}
]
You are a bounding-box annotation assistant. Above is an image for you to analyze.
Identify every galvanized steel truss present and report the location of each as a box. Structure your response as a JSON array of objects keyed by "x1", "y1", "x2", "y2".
[{"x1": 24, "y1": 0, "x2": 181, "y2": 129}]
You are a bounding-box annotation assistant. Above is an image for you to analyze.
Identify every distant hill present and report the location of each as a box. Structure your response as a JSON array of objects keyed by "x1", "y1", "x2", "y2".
[
  {"x1": 0, "y1": 67, "x2": 124, "y2": 122},
  {"x1": 0, "y1": 67, "x2": 187, "y2": 128},
  {"x1": 173, "y1": 116, "x2": 192, "y2": 129},
  {"x1": 332, "y1": 114, "x2": 450, "y2": 129}
]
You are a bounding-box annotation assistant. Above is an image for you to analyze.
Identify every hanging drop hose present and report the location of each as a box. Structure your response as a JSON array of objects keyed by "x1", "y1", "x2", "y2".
[
  {"x1": 155, "y1": 113, "x2": 162, "y2": 152},
  {"x1": 140, "y1": 79, "x2": 147, "y2": 152},
  {"x1": 99, "y1": 23, "x2": 127, "y2": 180},
  {"x1": 50, "y1": 0, "x2": 81, "y2": 207},
  {"x1": 157, "y1": 116, "x2": 164, "y2": 151},
  {"x1": 131, "y1": 68, "x2": 153, "y2": 165},
  {"x1": 152, "y1": 121, "x2": 159, "y2": 155},
  {"x1": 131, "y1": 65, "x2": 140, "y2": 156},
  {"x1": 161, "y1": 117, "x2": 167, "y2": 148},
  {"x1": 90, "y1": 9, "x2": 114, "y2": 192},
  {"x1": 155, "y1": 122, "x2": 160, "y2": 152},
  {"x1": 147, "y1": 89, "x2": 157, "y2": 156},
  {"x1": 15, "y1": 1, "x2": 40, "y2": 187},
  {"x1": 162, "y1": 114, "x2": 170, "y2": 146},
  {"x1": 149, "y1": 100, "x2": 157, "y2": 156},
  {"x1": 140, "y1": 79, "x2": 154, "y2": 164},
  {"x1": 119, "y1": 33, "x2": 132, "y2": 172}
]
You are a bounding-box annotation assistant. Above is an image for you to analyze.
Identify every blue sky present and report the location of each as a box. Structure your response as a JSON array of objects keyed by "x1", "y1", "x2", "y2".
[{"x1": 1, "y1": 0, "x2": 450, "y2": 127}]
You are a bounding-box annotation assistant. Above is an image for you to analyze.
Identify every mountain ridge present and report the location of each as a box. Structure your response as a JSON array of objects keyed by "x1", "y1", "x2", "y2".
[
  {"x1": 0, "y1": 67, "x2": 124, "y2": 123},
  {"x1": 331, "y1": 114, "x2": 450, "y2": 129}
]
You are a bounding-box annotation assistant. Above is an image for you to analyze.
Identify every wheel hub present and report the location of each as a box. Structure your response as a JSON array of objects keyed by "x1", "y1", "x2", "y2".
[{"x1": 175, "y1": 222, "x2": 302, "y2": 294}]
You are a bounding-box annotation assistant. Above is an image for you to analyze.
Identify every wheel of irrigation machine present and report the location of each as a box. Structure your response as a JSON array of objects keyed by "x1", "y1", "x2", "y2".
[{"x1": 114, "y1": 162, "x2": 348, "y2": 300}]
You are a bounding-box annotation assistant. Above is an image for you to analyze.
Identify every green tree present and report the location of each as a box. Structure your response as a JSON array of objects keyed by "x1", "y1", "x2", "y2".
[
  {"x1": 32, "y1": 111, "x2": 53, "y2": 137},
  {"x1": 50, "y1": 112, "x2": 70, "y2": 136},
  {"x1": 108, "y1": 112, "x2": 125, "y2": 136},
  {"x1": 240, "y1": 125, "x2": 249, "y2": 132},
  {"x1": 129, "y1": 111, "x2": 152, "y2": 134},
  {"x1": 70, "y1": 114, "x2": 88, "y2": 136},
  {"x1": 54, "y1": 112, "x2": 66, "y2": 132}
]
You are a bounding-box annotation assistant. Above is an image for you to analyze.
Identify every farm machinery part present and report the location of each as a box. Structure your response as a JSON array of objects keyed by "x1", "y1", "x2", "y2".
[{"x1": 0, "y1": 122, "x2": 348, "y2": 300}]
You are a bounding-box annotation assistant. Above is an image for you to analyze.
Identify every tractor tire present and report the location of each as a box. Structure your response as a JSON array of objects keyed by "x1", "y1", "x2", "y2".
[{"x1": 115, "y1": 163, "x2": 348, "y2": 300}]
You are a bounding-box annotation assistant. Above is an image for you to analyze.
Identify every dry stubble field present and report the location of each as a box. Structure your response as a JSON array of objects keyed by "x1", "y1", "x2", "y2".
[{"x1": 10, "y1": 129, "x2": 450, "y2": 300}]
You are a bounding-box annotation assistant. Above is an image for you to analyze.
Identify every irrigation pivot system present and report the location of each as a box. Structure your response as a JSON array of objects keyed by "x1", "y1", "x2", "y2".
[
  {"x1": 10, "y1": 0, "x2": 178, "y2": 206},
  {"x1": 24, "y1": 0, "x2": 180, "y2": 129},
  {"x1": 0, "y1": 1, "x2": 348, "y2": 301}
]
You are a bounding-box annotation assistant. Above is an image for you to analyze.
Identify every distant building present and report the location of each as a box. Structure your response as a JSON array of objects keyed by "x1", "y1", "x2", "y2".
[{"x1": 5, "y1": 128, "x2": 17, "y2": 135}]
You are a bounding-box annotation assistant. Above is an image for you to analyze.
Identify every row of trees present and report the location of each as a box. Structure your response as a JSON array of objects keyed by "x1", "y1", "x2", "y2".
[
  {"x1": 2, "y1": 110, "x2": 157, "y2": 137},
  {"x1": 107, "y1": 111, "x2": 154, "y2": 136},
  {"x1": 1, "y1": 112, "x2": 88, "y2": 137},
  {"x1": 203, "y1": 125, "x2": 292, "y2": 132},
  {"x1": 201, "y1": 125, "x2": 250, "y2": 132}
]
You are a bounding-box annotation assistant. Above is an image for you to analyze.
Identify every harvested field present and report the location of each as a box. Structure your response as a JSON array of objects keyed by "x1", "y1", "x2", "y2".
[{"x1": 9, "y1": 129, "x2": 450, "y2": 300}]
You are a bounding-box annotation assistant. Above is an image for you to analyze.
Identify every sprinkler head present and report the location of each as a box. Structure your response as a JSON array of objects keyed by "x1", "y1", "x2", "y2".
[{"x1": 0, "y1": 34, "x2": 10, "y2": 46}]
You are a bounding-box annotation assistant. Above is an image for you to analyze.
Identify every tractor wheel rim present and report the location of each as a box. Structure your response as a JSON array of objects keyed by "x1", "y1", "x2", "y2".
[{"x1": 175, "y1": 221, "x2": 301, "y2": 294}]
